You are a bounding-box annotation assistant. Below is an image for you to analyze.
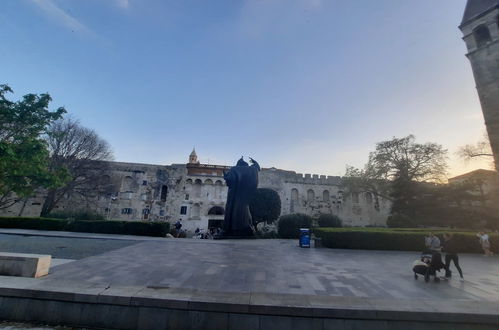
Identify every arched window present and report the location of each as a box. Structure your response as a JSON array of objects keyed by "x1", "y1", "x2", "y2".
[
  {"x1": 323, "y1": 190, "x2": 330, "y2": 202},
  {"x1": 208, "y1": 206, "x2": 224, "y2": 215},
  {"x1": 473, "y1": 24, "x2": 492, "y2": 48},
  {"x1": 121, "y1": 176, "x2": 134, "y2": 192},
  {"x1": 205, "y1": 179, "x2": 213, "y2": 185},
  {"x1": 193, "y1": 179, "x2": 202, "y2": 198},
  {"x1": 186, "y1": 179, "x2": 193, "y2": 184},
  {"x1": 291, "y1": 188, "x2": 299, "y2": 202},
  {"x1": 160, "y1": 185, "x2": 168, "y2": 202},
  {"x1": 191, "y1": 203, "x2": 201, "y2": 219},
  {"x1": 351, "y1": 192, "x2": 359, "y2": 203},
  {"x1": 307, "y1": 189, "x2": 315, "y2": 202},
  {"x1": 214, "y1": 180, "x2": 223, "y2": 199},
  {"x1": 365, "y1": 192, "x2": 373, "y2": 204}
]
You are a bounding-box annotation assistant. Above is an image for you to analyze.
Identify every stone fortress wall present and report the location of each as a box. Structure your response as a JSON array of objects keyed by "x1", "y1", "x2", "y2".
[{"x1": 1, "y1": 150, "x2": 391, "y2": 233}]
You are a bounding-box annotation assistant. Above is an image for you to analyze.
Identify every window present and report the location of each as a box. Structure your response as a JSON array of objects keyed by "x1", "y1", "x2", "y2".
[
  {"x1": 473, "y1": 24, "x2": 492, "y2": 48},
  {"x1": 365, "y1": 192, "x2": 373, "y2": 204},
  {"x1": 142, "y1": 180, "x2": 148, "y2": 185},
  {"x1": 121, "y1": 208, "x2": 133, "y2": 214},
  {"x1": 142, "y1": 208, "x2": 150, "y2": 215},
  {"x1": 291, "y1": 188, "x2": 299, "y2": 202},
  {"x1": 352, "y1": 192, "x2": 359, "y2": 203},
  {"x1": 191, "y1": 204, "x2": 200, "y2": 218},
  {"x1": 122, "y1": 176, "x2": 134, "y2": 191},
  {"x1": 323, "y1": 190, "x2": 330, "y2": 202},
  {"x1": 159, "y1": 210, "x2": 165, "y2": 216},
  {"x1": 160, "y1": 185, "x2": 168, "y2": 201},
  {"x1": 307, "y1": 189, "x2": 315, "y2": 202},
  {"x1": 180, "y1": 206, "x2": 187, "y2": 215},
  {"x1": 185, "y1": 194, "x2": 189, "y2": 200}
]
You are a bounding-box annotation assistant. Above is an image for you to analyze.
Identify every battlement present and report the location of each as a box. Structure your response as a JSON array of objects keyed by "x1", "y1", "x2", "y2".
[{"x1": 286, "y1": 172, "x2": 342, "y2": 185}]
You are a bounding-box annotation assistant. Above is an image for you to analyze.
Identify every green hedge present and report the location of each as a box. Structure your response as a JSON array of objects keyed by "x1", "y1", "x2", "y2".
[
  {"x1": 317, "y1": 214, "x2": 342, "y2": 228},
  {"x1": 0, "y1": 217, "x2": 169, "y2": 237},
  {"x1": 278, "y1": 213, "x2": 313, "y2": 238},
  {"x1": 313, "y1": 228, "x2": 498, "y2": 253}
]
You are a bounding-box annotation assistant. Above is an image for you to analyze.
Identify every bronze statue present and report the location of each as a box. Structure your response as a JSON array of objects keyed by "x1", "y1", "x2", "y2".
[{"x1": 221, "y1": 156, "x2": 260, "y2": 237}]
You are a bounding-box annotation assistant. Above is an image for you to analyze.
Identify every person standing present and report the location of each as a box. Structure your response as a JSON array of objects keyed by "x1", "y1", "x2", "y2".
[
  {"x1": 175, "y1": 219, "x2": 182, "y2": 238},
  {"x1": 425, "y1": 232, "x2": 441, "y2": 252},
  {"x1": 442, "y1": 233, "x2": 464, "y2": 281},
  {"x1": 477, "y1": 232, "x2": 494, "y2": 256}
]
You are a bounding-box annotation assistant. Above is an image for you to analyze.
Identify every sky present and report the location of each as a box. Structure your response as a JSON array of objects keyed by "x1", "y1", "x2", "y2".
[{"x1": 0, "y1": 0, "x2": 492, "y2": 178}]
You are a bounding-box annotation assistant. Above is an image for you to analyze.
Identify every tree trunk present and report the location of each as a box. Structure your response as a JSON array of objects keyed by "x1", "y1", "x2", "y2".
[{"x1": 41, "y1": 189, "x2": 57, "y2": 217}]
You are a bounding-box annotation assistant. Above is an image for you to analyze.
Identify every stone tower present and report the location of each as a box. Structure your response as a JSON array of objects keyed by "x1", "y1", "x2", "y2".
[
  {"x1": 460, "y1": 0, "x2": 499, "y2": 170},
  {"x1": 188, "y1": 148, "x2": 199, "y2": 164}
]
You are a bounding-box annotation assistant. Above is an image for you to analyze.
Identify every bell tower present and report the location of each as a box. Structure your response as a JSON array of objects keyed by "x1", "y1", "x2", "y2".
[
  {"x1": 188, "y1": 148, "x2": 199, "y2": 164},
  {"x1": 460, "y1": 0, "x2": 499, "y2": 170}
]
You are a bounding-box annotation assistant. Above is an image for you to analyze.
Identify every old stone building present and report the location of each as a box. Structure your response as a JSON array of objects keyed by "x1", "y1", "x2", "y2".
[
  {"x1": 1, "y1": 149, "x2": 391, "y2": 232},
  {"x1": 460, "y1": 0, "x2": 499, "y2": 170}
]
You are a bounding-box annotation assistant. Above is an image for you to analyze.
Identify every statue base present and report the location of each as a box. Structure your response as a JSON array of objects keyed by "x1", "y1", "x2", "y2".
[
  {"x1": 213, "y1": 235, "x2": 256, "y2": 240},
  {"x1": 213, "y1": 227, "x2": 255, "y2": 239}
]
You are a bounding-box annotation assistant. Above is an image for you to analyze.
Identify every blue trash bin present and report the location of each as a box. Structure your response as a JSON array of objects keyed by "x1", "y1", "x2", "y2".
[{"x1": 299, "y1": 228, "x2": 310, "y2": 248}]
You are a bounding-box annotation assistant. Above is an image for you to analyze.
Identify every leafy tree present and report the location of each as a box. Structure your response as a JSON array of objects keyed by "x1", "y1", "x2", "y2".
[
  {"x1": 0, "y1": 84, "x2": 67, "y2": 209},
  {"x1": 343, "y1": 165, "x2": 391, "y2": 211},
  {"x1": 344, "y1": 135, "x2": 447, "y2": 223},
  {"x1": 41, "y1": 118, "x2": 113, "y2": 217},
  {"x1": 249, "y1": 188, "x2": 281, "y2": 227}
]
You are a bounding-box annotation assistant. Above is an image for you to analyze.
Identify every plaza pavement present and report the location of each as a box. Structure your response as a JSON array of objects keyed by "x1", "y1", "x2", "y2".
[{"x1": 1, "y1": 230, "x2": 499, "y2": 329}]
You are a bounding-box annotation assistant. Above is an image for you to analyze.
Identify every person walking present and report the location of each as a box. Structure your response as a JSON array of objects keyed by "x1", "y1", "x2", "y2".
[
  {"x1": 442, "y1": 233, "x2": 464, "y2": 281},
  {"x1": 477, "y1": 232, "x2": 493, "y2": 256}
]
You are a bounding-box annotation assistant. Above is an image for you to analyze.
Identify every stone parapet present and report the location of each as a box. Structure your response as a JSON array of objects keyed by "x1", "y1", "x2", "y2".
[{"x1": 0, "y1": 281, "x2": 498, "y2": 329}]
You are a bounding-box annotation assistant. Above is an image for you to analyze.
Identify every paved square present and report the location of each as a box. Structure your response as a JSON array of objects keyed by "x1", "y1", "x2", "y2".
[{"x1": 41, "y1": 238, "x2": 499, "y2": 301}]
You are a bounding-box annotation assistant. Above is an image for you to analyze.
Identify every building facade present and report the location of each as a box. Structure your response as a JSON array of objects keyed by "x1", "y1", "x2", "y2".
[
  {"x1": 1, "y1": 150, "x2": 391, "y2": 232},
  {"x1": 460, "y1": 0, "x2": 499, "y2": 170}
]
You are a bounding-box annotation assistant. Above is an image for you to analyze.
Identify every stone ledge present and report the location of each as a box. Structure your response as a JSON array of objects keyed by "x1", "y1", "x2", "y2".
[
  {"x1": 0, "y1": 253, "x2": 51, "y2": 278},
  {"x1": 0, "y1": 284, "x2": 499, "y2": 326}
]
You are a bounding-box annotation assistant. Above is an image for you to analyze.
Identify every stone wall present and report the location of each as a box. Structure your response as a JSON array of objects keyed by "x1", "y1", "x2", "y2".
[
  {"x1": 460, "y1": 3, "x2": 499, "y2": 169},
  {"x1": 0, "y1": 160, "x2": 391, "y2": 233}
]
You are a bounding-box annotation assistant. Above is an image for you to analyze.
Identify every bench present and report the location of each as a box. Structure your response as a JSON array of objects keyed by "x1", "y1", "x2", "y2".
[{"x1": 0, "y1": 253, "x2": 51, "y2": 278}]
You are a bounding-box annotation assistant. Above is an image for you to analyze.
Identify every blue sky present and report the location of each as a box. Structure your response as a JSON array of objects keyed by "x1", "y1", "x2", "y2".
[{"x1": 0, "y1": 0, "x2": 489, "y2": 177}]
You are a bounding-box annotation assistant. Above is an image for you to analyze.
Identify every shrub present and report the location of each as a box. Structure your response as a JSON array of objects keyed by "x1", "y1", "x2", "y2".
[
  {"x1": 278, "y1": 213, "x2": 312, "y2": 238},
  {"x1": 67, "y1": 220, "x2": 125, "y2": 234},
  {"x1": 317, "y1": 214, "x2": 342, "y2": 228},
  {"x1": 49, "y1": 210, "x2": 105, "y2": 221},
  {"x1": 313, "y1": 227, "x2": 497, "y2": 253},
  {"x1": 0, "y1": 217, "x2": 67, "y2": 231},
  {"x1": 249, "y1": 188, "x2": 281, "y2": 226},
  {"x1": 0, "y1": 216, "x2": 169, "y2": 237},
  {"x1": 386, "y1": 213, "x2": 417, "y2": 228},
  {"x1": 124, "y1": 221, "x2": 169, "y2": 237}
]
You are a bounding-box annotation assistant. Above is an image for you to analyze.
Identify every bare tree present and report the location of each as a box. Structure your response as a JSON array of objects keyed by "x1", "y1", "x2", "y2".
[
  {"x1": 458, "y1": 133, "x2": 494, "y2": 161},
  {"x1": 40, "y1": 118, "x2": 114, "y2": 216}
]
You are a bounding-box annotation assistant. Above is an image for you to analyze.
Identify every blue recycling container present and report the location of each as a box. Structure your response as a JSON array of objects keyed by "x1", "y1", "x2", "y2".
[{"x1": 299, "y1": 228, "x2": 311, "y2": 248}]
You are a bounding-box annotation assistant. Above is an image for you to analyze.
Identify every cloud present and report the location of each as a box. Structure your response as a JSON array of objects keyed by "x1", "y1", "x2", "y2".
[
  {"x1": 115, "y1": 0, "x2": 130, "y2": 9},
  {"x1": 30, "y1": 0, "x2": 91, "y2": 34}
]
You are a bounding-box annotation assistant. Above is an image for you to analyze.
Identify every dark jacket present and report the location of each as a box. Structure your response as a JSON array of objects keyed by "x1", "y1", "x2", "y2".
[{"x1": 442, "y1": 239, "x2": 458, "y2": 255}]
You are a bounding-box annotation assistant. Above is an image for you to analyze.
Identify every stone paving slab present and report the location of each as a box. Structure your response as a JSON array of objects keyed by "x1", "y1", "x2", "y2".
[
  {"x1": 39, "y1": 238, "x2": 499, "y2": 301},
  {"x1": 1, "y1": 238, "x2": 499, "y2": 328}
]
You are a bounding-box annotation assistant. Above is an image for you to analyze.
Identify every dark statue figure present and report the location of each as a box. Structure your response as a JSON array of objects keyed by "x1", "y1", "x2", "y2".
[{"x1": 221, "y1": 156, "x2": 260, "y2": 238}]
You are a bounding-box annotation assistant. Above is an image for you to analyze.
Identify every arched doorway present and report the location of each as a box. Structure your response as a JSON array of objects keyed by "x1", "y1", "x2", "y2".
[{"x1": 207, "y1": 205, "x2": 225, "y2": 230}]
